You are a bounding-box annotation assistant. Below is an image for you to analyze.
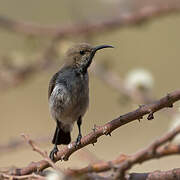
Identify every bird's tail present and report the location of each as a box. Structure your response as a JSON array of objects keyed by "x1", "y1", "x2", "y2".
[{"x1": 52, "y1": 127, "x2": 71, "y2": 145}]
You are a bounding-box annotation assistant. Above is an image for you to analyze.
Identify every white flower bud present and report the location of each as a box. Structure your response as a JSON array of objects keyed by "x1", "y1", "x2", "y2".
[
  {"x1": 46, "y1": 170, "x2": 64, "y2": 180},
  {"x1": 125, "y1": 68, "x2": 154, "y2": 92}
]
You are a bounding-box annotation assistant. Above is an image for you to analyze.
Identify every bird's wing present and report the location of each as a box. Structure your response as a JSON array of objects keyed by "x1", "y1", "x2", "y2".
[
  {"x1": 48, "y1": 72, "x2": 70, "y2": 108},
  {"x1": 48, "y1": 72, "x2": 59, "y2": 99}
]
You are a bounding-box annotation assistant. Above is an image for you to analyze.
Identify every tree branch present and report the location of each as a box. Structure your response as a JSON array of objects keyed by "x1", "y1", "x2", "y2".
[
  {"x1": 21, "y1": 134, "x2": 59, "y2": 172},
  {"x1": 67, "y1": 144, "x2": 180, "y2": 177},
  {"x1": 1, "y1": 2, "x2": 180, "y2": 92},
  {"x1": 0, "y1": 136, "x2": 50, "y2": 155},
  {"x1": 0, "y1": 3, "x2": 179, "y2": 37},
  {"x1": 9, "y1": 90, "x2": 180, "y2": 176},
  {"x1": 91, "y1": 63, "x2": 153, "y2": 104},
  {"x1": 127, "y1": 168, "x2": 180, "y2": 180},
  {"x1": 113, "y1": 125, "x2": 180, "y2": 179},
  {"x1": 0, "y1": 172, "x2": 45, "y2": 180}
]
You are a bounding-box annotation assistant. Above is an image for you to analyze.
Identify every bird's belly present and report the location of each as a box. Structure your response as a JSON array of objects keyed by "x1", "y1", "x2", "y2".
[
  {"x1": 49, "y1": 87, "x2": 89, "y2": 125},
  {"x1": 62, "y1": 94, "x2": 89, "y2": 121}
]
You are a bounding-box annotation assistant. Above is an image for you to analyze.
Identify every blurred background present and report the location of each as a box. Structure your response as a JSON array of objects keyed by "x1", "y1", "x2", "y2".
[{"x1": 0, "y1": 0, "x2": 180, "y2": 174}]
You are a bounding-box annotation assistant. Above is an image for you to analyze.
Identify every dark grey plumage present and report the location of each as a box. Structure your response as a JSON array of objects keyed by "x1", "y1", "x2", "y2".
[
  {"x1": 49, "y1": 66, "x2": 89, "y2": 134},
  {"x1": 48, "y1": 43, "x2": 113, "y2": 160}
]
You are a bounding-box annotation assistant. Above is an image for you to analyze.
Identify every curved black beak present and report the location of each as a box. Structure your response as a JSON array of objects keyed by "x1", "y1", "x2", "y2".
[
  {"x1": 86, "y1": 45, "x2": 114, "y2": 67},
  {"x1": 89, "y1": 44, "x2": 114, "y2": 61},
  {"x1": 93, "y1": 45, "x2": 114, "y2": 53},
  {"x1": 81, "y1": 44, "x2": 114, "y2": 74}
]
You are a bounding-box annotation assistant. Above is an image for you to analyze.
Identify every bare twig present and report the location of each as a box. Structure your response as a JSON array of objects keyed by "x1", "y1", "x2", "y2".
[
  {"x1": 0, "y1": 172, "x2": 45, "y2": 180},
  {"x1": 127, "y1": 168, "x2": 180, "y2": 180},
  {"x1": 67, "y1": 138, "x2": 180, "y2": 177},
  {"x1": 21, "y1": 134, "x2": 59, "y2": 172},
  {"x1": 113, "y1": 125, "x2": 180, "y2": 179},
  {"x1": 1, "y1": 2, "x2": 180, "y2": 92},
  {"x1": 0, "y1": 47, "x2": 56, "y2": 91},
  {"x1": 0, "y1": 136, "x2": 50, "y2": 155},
  {"x1": 91, "y1": 63, "x2": 153, "y2": 104},
  {"x1": 0, "y1": 3, "x2": 179, "y2": 37},
  {"x1": 67, "y1": 154, "x2": 128, "y2": 176},
  {"x1": 9, "y1": 90, "x2": 180, "y2": 176}
]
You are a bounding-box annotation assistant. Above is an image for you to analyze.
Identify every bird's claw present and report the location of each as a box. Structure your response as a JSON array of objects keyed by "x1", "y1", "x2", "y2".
[
  {"x1": 49, "y1": 146, "x2": 59, "y2": 161},
  {"x1": 75, "y1": 134, "x2": 82, "y2": 148}
]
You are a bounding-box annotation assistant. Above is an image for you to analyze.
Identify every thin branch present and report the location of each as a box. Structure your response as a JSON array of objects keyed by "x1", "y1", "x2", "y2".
[
  {"x1": 113, "y1": 125, "x2": 180, "y2": 179},
  {"x1": 67, "y1": 154, "x2": 128, "y2": 176},
  {"x1": 0, "y1": 136, "x2": 50, "y2": 155},
  {"x1": 0, "y1": 3, "x2": 179, "y2": 37},
  {"x1": 91, "y1": 63, "x2": 153, "y2": 104},
  {"x1": 0, "y1": 172, "x2": 45, "y2": 180},
  {"x1": 127, "y1": 168, "x2": 180, "y2": 180},
  {"x1": 67, "y1": 130, "x2": 180, "y2": 177},
  {"x1": 21, "y1": 134, "x2": 59, "y2": 172},
  {"x1": 10, "y1": 90, "x2": 180, "y2": 175},
  {"x1": 1, "y1": 2, "x2": 180, "y2": 92},
  {"x1": 0, "y1": 47, "x2": 56, "y2": 91}
]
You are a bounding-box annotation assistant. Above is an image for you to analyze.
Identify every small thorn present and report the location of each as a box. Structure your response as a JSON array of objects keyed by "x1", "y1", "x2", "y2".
[
  {"x1": 138, "y1": 116, "x2": 143, "y2": 122},
  {"x1": 92, "y1": 124, "x2": 98, "y2": 133},
  {"x1": 167, "y1": 93, "x2": 170, "y2": 99},
  {"x1": 62, "y1": 155, "x2": 68, "y2": 161},
  {"x1": 92, "y1": 138, "x2": 97, "y2": 146},
  {"x1": 166, "y1": 93, "x2": 173, "y2": 108},
  {"x1": 147, "y1": 112, "x2": 154, "y2": 120},
  {"x1": 107, "y1": 132, "x2": 111, "y2": 136}
]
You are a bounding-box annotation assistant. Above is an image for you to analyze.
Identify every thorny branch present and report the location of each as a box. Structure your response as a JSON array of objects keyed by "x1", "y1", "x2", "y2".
[
  {"x1": 126, "y1": 168, "x2": 180, "y2": 180},
  {"x1": 2, "y1": 121, "x2": 180, "y2": 180},
  {"x1": 1, "y1": 2, "x2": 180, "y2": 180},
  {"x1": 113, "y1": 125, "x2": 180, "y2": 179},
  {"x1": 7, "y1": 90, "x2": 180, "y2": 176},
  {"x1": 21, "y1": 134, "x2": 59, "y2": 172},
  {"x1": 67, "y1": 143, "x2": 180, "y2": 177},
  {"x1": 66, "y1": 125, "x2": 180, "y2": 179}
]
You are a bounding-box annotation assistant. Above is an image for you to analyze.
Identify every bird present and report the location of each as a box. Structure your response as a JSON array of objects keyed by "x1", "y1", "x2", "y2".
[{"x1": 48, "y1": 43, "x2": 114, "y2": 160}]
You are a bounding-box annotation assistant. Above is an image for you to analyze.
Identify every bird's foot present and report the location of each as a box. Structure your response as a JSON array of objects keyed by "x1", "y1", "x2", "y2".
[
  {"x1": 49, "y1": 145, "x2": 59, "y2": 161},
  {"x1": 75, "y1": 134, "x2": 82, "y2": 148}
]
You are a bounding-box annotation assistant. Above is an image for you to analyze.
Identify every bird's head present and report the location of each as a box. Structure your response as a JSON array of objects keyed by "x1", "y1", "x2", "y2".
[{"x1": 64, "y1": 43, "x2": 114, "y2": 74}]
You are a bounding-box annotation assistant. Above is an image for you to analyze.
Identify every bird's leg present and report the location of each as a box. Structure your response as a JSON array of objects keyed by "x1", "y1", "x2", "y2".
[
  {"x1": 49, "y1": 127, "x2": 59, "y2": 161},
  {"x1": 49, "y1": 145, "x2": 58, "y2": 161},
  {"x1": 75, "y1": 116, "x2": 82, "y2": 147}
]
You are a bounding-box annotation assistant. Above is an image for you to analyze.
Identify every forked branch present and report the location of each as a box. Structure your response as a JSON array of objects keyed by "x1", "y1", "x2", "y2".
[{"x1": 9, "y1": 90, "x2": 180, "y2": 176}]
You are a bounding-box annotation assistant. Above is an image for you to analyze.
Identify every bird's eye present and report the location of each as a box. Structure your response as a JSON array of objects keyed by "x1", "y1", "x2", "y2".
[{"x1": 80, "y1": 50, "x2": 85, "y2": 55}]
